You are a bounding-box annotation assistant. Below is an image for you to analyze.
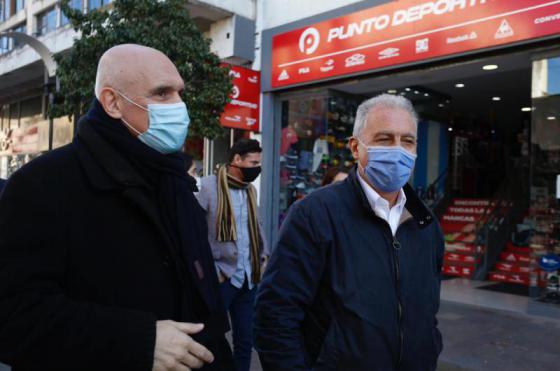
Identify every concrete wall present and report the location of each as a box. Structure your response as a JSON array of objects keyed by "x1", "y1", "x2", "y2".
[{"x1": 260, "y1": 0, "x2": 362, "y2": 30}]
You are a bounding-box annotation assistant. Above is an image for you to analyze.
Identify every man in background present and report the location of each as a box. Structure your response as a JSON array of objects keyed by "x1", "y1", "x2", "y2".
[{"x1": 197, "y1": 139, "x2": 270, "y2": 371}]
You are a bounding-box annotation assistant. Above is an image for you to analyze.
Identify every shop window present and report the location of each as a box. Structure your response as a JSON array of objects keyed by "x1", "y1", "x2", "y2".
[
  {"x1": 278, "y1": 91, "x2": 359, "y2": 225},
  {"x1": 61, "y1": 0, "x2": 83, "y2": 26},
  {"x1": 529, "y1": 55, "x2": 560, "y2": 296},
  {"x1": 36, "y1": 7, "x2": 57, "y2": 36},
  {"x1": 88, "y1": 0, "x2": 112, "y2": 11}
]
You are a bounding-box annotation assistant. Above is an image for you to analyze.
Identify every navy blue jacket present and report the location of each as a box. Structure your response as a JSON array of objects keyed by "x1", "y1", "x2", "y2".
[{"x1": 254, "y1": 169, "x2": 444, "y2": 371}]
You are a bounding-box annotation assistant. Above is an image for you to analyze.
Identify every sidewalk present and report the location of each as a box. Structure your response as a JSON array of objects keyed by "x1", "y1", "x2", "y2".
[
  {"x1": 2, "y1": 290, "x2": 558, "y2": 371},
  {"x1": 248, "y1": 296, "x2": 560, "y2": 371},
  {"x1": 437, "y1": 300, "x2": 560, "y2": 371}
]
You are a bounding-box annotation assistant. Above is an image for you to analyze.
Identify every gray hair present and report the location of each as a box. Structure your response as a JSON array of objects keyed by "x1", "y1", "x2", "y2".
[{"x1": 352, "y1": 94, "x2": 418, "y2": 138}]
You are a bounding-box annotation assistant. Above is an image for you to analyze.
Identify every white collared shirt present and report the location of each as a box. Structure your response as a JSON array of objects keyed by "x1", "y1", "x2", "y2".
[{"x1": 357, "y1": 172, "x2": 407, "y2": 236}]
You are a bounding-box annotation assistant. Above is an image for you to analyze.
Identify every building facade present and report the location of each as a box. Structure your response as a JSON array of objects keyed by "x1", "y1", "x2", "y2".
[{"x1": 0, "y1": 0, "x2": 260, "y2": 178}]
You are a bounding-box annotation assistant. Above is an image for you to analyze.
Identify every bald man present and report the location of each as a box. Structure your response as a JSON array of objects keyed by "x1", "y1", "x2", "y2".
[{"x1": 0, "y1": 44, "x2": 233, "y2": 371}]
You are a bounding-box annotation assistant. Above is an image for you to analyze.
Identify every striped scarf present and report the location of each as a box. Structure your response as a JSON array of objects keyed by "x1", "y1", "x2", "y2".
[{"x1": 216, "y1": 165, "x2": 262, "y2": 284}]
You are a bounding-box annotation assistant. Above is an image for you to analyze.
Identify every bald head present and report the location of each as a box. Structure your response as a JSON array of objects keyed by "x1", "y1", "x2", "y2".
[
  {"x1": 95, "y1": 44, "x2": 180, "y2": 98},
  {"x1": 95, "y1": 44, "x2": 185, "y2": 136}
]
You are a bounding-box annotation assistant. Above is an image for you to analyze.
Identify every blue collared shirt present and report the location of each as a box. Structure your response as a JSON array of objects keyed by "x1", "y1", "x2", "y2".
[{"x1": 229, "y1": 188, "x2": 253, "y2": 289}]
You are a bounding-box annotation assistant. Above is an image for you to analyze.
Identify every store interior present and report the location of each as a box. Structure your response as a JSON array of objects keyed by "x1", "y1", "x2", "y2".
[{"x1": 279, "y1": 49, "x2": 560, "y2": 304}]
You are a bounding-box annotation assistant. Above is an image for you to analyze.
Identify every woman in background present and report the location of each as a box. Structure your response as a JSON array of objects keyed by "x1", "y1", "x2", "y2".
[{"x1": 321, "y1": 167, "x2": 349, "y2": 186}]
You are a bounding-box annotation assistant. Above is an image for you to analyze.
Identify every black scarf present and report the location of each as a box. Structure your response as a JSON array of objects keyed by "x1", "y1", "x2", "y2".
[{"x1": 77, "y1": 99, "x2": 209, "y2": 320}]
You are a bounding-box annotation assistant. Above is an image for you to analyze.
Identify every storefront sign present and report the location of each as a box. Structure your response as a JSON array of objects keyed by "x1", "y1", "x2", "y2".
[
  {"x1": 220, "y1": 65, "x2": 261, "y2": 131},
  {"x1": 272, "y1": 0, "x2": 560, "y2": 88}
]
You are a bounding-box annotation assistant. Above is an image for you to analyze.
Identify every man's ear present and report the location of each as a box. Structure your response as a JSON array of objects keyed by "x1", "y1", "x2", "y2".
[
  {"x1": 98, "y1": 88, "x2": 123, "y2": 119},
  {"x1": 349, "y1": 137, "x2": 360, "y2": 161},
  {"x1": 232, "y1": 154, "x2": 242, "y2": 165}
]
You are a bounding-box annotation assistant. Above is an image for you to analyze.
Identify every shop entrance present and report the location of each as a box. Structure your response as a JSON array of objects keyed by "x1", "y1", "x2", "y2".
[{"x1": 277, "y1": 48, "x2": 560, "y2": 304}]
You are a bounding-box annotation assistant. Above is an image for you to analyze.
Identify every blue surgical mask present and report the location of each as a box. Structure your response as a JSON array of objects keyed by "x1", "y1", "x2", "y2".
[
  {"x1": 357, "y1": 139, "x2": 417, "y2": 193},
  {"x1": 118, "y1": 92, "x2": 190, "y2": 154}
]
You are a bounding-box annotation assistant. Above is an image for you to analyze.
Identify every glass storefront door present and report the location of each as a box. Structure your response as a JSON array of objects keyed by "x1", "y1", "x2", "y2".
[{"x1": 529, "y1": 54, "x2": 560, "y2": 299}]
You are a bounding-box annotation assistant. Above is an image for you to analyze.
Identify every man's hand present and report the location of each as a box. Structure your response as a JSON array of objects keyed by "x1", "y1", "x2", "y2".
[
  {"x1": 152, "y1": 320, "x2": 214, "y2": 371},
  {"x1": 261, "y1": 256, "x2": 269, "y2": 278}
]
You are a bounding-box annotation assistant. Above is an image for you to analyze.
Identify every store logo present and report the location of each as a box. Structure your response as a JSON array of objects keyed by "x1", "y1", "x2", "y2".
[
  {"x1": 299, "y1": 27, "x2": 320, "y2": 55},
  {"x1": 534, "y1": 13, "x2": 560, "y2": 25},
  {"x1": 231, "y1": 85, "x2": 240, "y2": 99},
  {"x1": 415, "y1": 38, "x2": 429, "y2": 53},
  {"x1": 495, "y1": 19, "x2": 514, "y2": 39},
  {"x1": 229, "y1": 70, "x2": 241, "y2": 79},
  {"x1": 278, "y1": 69, "x2": 290, "y2": 81},
  {"x1": 345, "y1": 53, "x2": 365, "y2": 67},
  {"x1": 246, "y1": 117, "x2": 257, "y2": 126},
  {"x1": 447, "y1": 31, "x2": 477, "y2": 44},
  {"x1": 248, "y1": 75, "x2": 258, "y2": 84},
  {"x1": 225, "y1": 115, "x2": 241, "y2": 122},
  {"x1": 378, "y1": 47, "x2": 399, "y2": 60},
  {"x1": 320, "y1": 59, "x2": 335, "y2": 72},
  {"x1": 298, "y1": 67, "x2": 310, "y2": 74}
]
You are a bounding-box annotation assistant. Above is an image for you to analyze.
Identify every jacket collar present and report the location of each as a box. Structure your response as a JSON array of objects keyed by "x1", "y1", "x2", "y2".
[{"x1": 348, "y1": 167, "x2": 434, "y2": 229}]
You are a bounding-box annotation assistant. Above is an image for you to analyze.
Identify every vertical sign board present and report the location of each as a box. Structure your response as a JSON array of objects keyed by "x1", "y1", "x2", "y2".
[
  {"x1": 271, "y1": 0, "x2": 560, "y2": 88},
  {"x1": 220, "y1": 65, "x2": 261, "y2": 132}
]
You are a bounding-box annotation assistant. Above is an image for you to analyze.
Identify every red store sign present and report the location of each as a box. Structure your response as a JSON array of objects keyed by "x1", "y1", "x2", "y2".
[
  {"x1": 220, "y1": 65, "x2": 261, "y2": 131},
  {"x1": 271, "y1": 0, "x2": 560, "y2": 88}
]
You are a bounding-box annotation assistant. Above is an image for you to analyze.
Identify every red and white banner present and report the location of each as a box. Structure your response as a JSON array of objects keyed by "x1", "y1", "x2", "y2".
[
  {"x1": 271, "y1": 0, "x2": 560, "y2": 88},
  {"x1": 220, "y1": 65, "x2": 261, "y2": 131}
]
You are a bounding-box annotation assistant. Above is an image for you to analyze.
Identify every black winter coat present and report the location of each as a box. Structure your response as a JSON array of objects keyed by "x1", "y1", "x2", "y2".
[
  {"x1": 0, "y1": 120, "x2": 232, "y2": 370},
  {"x1": 254, "y1": 169, "x2": 444, "y2": 371}
]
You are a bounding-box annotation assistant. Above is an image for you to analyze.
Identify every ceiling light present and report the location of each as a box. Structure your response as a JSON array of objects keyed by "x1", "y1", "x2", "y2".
[
  {"x1": 446, "y1": 100, "x2": 451, "y2": 103},
  {"x1": 547, "y1": 116, "x2": 556, "y2": 120},
  {"x1": 448, "y1": 127, "x2": 453, "y2": 132},
  {"x1": 424, "y1": 93, "x2": 430, "y2": 97},
  {"x1": 483, "y1": 64, "x2": 498, "y2": 70},
  {"x1": 405, "y1": 87, "x2": 411, "y2": 91},
  {"x1": 414, "y1": 90, "x2": 420, "y2": 94},
  {"x1": 387, "y1": 89, "x2": 397, "y2": 94},
  {"x1": 438, "y1": 103, "x2": 444, "y2": 108},
  {"x1": 521, "y1": 107, "x2": 532, "y2": 112},
  {"x1": 492, "y1": 97, "x2": 501, "y2": 101},
  {"x1": 455, "y1": 83, "x2": 465, "y2": 88}
]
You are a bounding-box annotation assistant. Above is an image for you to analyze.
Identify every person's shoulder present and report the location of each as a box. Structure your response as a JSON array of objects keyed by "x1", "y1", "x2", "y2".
[
  {"x1": 14, "y1": 143, "x2": 78, "y2": 180},
  {"x1": 200, "y1": 174, "x2": 217, "y2": 187}
]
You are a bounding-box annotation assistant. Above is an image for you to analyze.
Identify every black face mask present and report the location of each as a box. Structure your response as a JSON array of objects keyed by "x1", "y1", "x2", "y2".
[{"x1": 233, "y1": 165, "x2": 262, "y2": 183}]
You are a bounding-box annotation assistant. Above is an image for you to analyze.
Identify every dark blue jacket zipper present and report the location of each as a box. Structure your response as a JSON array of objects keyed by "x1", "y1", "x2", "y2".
[{"x1": 392, "y1": 235, "x2": 403, "y2": 370}]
